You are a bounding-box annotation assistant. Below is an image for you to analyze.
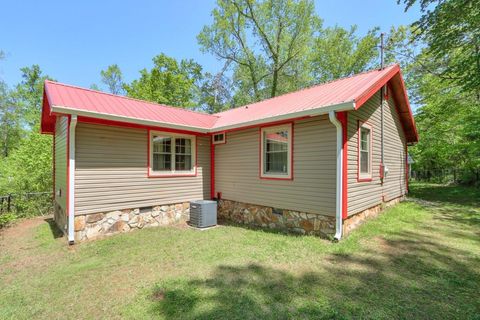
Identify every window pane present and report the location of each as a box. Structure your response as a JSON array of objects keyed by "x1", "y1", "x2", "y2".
[
  {"x1": 360, "y1": 151, "x2": 369, "y2": 173},
  {"x1": 175, "y1": 155, "x2": 192, "y2": 170},
  {"x1": 152, "y1": 136, "x2": 171, "y2": 171},
  {"x1": 153, "y1": 153, "x2": 171, "y2": 171},
  {"x1": 264, "y1": 130, "x2": 289, "y2": 174},
  {"x1": 153, "y1": 136, "x2": 171, "y2": 153},
  {"x1": 175, "y1": 138, "x2": 192, "y2": 171},
  {"x1": 360, "y1": 128, "x2": 369, "y2": 151}
]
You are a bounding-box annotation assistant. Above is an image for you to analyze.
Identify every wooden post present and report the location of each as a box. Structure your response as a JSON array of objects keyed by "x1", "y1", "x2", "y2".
[{"x1": 7, "y1": 194, "x2": 11, "y2": 212}]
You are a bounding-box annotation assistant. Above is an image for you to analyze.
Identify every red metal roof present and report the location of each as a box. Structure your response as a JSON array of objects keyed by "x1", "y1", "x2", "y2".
[
  {"x1": 212, "y1": 64, "x2": 400, "y2": 129},
  {"x1": 42, "y1": 81, "x2": 218, "y2": 132},
  {"x1": 41, "y1": 64, "x2": 418, "y2": 142}
]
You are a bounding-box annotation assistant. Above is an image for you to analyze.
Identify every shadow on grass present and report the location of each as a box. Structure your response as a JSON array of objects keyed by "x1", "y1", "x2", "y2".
[
  {"x1": 409, "y1": 183, "x2": 480, "y2": 227},
  {"x1": 409, "y1": 183, "x2": 480, "y2": 207},
  {"x1": 147, "y1": 230, "x2": 480, "y2": 319},
  {"x1": 44, "y1": 218, "x2": 63, "y2": 239},
  {"x1": 141, "y1": 184, "x2": 480, "y2": 319}
]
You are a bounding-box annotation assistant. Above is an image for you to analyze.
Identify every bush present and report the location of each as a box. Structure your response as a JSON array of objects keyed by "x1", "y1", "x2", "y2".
[
  {"x1": 0, "y1": 212, "x2": 16, "y2": 228},
  {"x1": 0, "y1": 132, "x2": 53, "y2": 217}
]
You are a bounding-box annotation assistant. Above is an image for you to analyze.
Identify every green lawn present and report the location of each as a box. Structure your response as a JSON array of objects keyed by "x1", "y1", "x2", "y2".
[{"x1": 0, "y1": 183, "x2": 479, "y2": 319}]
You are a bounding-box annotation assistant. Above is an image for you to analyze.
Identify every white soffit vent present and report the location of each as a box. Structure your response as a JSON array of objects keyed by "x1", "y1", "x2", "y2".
[{"x1": 212, "y1": 132, "x2": 226, "y2": 144}]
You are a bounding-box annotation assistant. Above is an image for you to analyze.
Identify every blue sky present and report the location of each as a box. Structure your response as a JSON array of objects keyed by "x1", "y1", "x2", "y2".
[{"x1": 0, "y1": 0, "x2": 421, "y2": 89}]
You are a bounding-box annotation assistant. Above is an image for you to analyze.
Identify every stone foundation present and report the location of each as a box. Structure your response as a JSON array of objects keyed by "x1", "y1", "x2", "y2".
[
  {"x1": 343, "y1": 195, "x2": 405, "y2": 235},
  {"x1": 73, "y1": 202, "x2": 190, "y2": 242},
  {"x1": 218, "y1": 199, "x2": 336, "y2": 238}
]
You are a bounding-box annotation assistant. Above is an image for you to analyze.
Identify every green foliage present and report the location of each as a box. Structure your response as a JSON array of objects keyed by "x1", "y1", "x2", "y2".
[
  {"x1": 398, "y1": 1, "x2": 480, "y2": 178},
  {"x1": 0, "y1": 131, "x2": 53, "y2": 217},
  {"x1": 400, "y1": 0, "x2": 480, "y2": 95},
  {"x1": 11, "y1": 65, "x2": 51, "y2": 130},
  {"x1": 0, "y1": 212, "x2": 16, "y2": 228},
  {"x1": 0, "y1": 82, "x2": 22, "y2": 157},
  {"x1": 100, "y1": 64, "x2": 124, "y2": 95},
  {"x1": 199, "y1": 71, "x2": 232, "y2": 113},
  {"x1": 199, "y1": 0, "x2": 409, "y2": 106},
  {"x1": 124, "y1": 53, "x2": 203, "y2": 108},
  {"x1": 310, "y1": 25, "x2": 379, "y2": 83},
  {"x1": 198, "y1": 0, "x2": 319, "y2": 104}
]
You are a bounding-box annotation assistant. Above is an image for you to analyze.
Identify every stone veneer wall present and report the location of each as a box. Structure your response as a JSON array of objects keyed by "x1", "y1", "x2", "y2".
[
  {"x1": 73, "y1": 202, "x2": 190, "y2": 242},
  {"x1": 219, "y1": 195, "x2": 406, "y2": 239},
  {"x1": 343, "y1": 195, "x2": 405, "y2": 235},
  {"x1": 218, "y1": 199, "x2": 336, "y2": 238}
]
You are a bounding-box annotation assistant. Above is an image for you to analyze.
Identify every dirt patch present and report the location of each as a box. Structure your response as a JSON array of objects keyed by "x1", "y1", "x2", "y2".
[{"x1": 151, "y1": 289, "x2": 166, "y2": 301}]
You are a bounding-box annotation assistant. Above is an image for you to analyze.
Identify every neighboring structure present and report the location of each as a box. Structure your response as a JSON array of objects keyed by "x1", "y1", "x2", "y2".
[{"x1": 40, "y1": 64, "x2": 418, "y2": 243}]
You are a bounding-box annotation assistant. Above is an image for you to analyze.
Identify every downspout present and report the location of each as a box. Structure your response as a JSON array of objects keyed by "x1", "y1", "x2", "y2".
[
  {"x1": 329, "y1": 111, "x2": 343, "y2": 241},
  {"x1": 380, "y1": 33, "x2": 385, "y2": 184},
  {"x1": 68, "y1": 115, "x2": 77, "y2": 244},
  {"x1": 210, "y1": 138, "x2": 215, "y2": 200}
]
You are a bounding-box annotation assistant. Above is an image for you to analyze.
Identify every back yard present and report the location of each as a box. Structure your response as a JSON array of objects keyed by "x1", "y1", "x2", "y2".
[{"x1": 0, "y1": 183, "x2": 479, "y2": 319}]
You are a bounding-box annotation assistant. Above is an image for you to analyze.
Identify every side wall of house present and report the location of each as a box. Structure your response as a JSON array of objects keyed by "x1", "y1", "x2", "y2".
[
  {"x1": 347, "y1": 90, "x2": 407, "y2": 216},
  {"x1": 74, "y1": 122, "x2": 211, "y2": 215},
  {"x1": 54, "y1": 115, "x2": 68, "y2": 231},
  {"x1": 215, "y1": 115, "x2": 337, "y2": 216}
]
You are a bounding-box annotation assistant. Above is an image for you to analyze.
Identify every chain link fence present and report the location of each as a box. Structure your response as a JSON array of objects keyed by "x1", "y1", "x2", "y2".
[{"x1": 0, "y1": 191, "x2": 53, "y2": 216}]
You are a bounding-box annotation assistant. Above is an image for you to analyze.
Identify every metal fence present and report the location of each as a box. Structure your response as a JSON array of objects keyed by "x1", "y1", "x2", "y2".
[
  {"x1": 0, "y1": 192, "x2": 53, "y2": 216},
  {"x1": 410, "y1": 168, "x2": 480, "y2": 184}
]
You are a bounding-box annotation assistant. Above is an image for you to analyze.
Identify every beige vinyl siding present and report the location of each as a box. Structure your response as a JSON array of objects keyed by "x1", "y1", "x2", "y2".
[
  {"x1": 74, "y1": 123, "x2": 210, "y2": 215},
  {"x1": 215, "y1": 116, "x2": 336, "y2": 216},
  {"x1": 54, "y1": 116, "x2": 68, "y2": 211},
  {"x1": 347, "y1": 91, "x2": 407, "y2": 215}
]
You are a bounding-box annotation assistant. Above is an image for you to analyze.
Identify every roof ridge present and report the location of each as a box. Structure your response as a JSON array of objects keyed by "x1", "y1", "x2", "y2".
[
  {"x1": 213, "y1": 64, "x2": 398, "y2": 116},
  {"x1": 44, "y1": 80, "x2": 219, "y2": 119}
]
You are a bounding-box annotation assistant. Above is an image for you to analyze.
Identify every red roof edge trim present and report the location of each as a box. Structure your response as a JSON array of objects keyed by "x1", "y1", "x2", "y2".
[
  {"x1": 40, "y1": 88, "x2": 55, "y2": 134},
  {"x1": 397, "y1": 69, "x2": 419, "y2": 142},
  {"x1": 354, "y1": 64, "x2": 400, "y2": 109}
]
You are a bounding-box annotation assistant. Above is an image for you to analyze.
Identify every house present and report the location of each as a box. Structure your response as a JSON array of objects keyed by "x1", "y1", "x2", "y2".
[{"x1": 40, "y1": 64, "x2": 418, "y2": 243}]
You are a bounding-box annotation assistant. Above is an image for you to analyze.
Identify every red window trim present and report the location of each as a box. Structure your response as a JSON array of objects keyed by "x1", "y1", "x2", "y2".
[
  {"x1": 147, "y1": 129, "x2": 198, "y2": 178},
  {"x1": 259, "y1": 122, "x2": 294, "y2": 181},
  {"x1": 357, "y1": 120, "x2": 373, "y2": 182}
]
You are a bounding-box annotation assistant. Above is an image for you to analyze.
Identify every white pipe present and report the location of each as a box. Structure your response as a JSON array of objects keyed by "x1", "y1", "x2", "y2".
[
  {"x1": 68, "y1": 115, "x2": 77, "y2": 244},
  {"x1": 328, "y1": 111, "x2": 343, "y2": 241}
]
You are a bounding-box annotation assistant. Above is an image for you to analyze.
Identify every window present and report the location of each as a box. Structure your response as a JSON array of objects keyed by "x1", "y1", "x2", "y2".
[
  {"x1": 260, "y1": 124, "x2": 293, "y2": 179},
  {"x1": 212, "y1": 132, "x2": 226, "y2": 144},
  {"x1": 358, "y1": 122, "x2": 372, "y2": 181},
  {"x1": 149, "y1": 131, "x2": 196, "y2": 176}
]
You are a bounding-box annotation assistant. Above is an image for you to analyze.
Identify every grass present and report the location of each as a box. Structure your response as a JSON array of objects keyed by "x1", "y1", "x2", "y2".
[{"x1": 0, "y1": 183, "x2": 479, "y2": 319}]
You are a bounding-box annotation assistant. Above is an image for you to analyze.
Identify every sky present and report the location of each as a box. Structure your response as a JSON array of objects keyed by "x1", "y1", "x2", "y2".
[{"x1": 0, "y1": 0, "x2": 422, "y2": 89}]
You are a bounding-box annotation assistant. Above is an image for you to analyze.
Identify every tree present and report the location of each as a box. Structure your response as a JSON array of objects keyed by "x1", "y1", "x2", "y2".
[
  {"x1": 399, "y1": 0, "x2": 480, "y2": 96},
  {"x1": 0, "y1": 82, "x2": 21, "y2": 157},
  {"x1": 100, "y1": 64, "x2": 124, "y2": 95},
  {"x1": 11, "y1": 65, "x2": 51, "y2": 129},
  {"x1": 200, "y1": 71, "x2": 232, "y2": 113},
  {"x1": 198, "y1": 0, "x2": 318, "y2": 104},
  {"x1": 124, "y1": 53, "x2": 203, "y2": 108},
  {"x1": 310, "y1": 25, "x2": 379, "y2": 83}
]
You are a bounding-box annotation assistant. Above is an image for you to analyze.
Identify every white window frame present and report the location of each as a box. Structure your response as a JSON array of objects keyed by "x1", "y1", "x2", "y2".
[
  {"x1": 212, "y1": 132, "x2": 226, "y2": 145},
  {"x1": 358, "y1": 121, "x2": 373, "y2": 181},
  {"x1": 260, "y1": 123, "x2": 293, "y2": 180},
  {"x1": 149, "y1": 130, "x2": 196, "y2": 177}
]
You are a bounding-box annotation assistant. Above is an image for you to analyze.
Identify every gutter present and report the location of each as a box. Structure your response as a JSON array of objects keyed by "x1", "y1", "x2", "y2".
[
  {"x1": 68, "y1": 115, "x2": 77, "y2": 244},
  {"x1": 328, "y1": 111, "x2": 344, "y2": 241}
]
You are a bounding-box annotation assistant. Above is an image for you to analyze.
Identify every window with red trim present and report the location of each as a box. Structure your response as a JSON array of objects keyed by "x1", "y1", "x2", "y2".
[
  {"x1": 260, "y1": 124, "x2": 292, "y2": 179},
  {"x1": 149, "y1": 131, "x2": 196, "y2": 176},
  {"x1": 358, "y1": 122, "x2": 372, "y2": 181}
]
